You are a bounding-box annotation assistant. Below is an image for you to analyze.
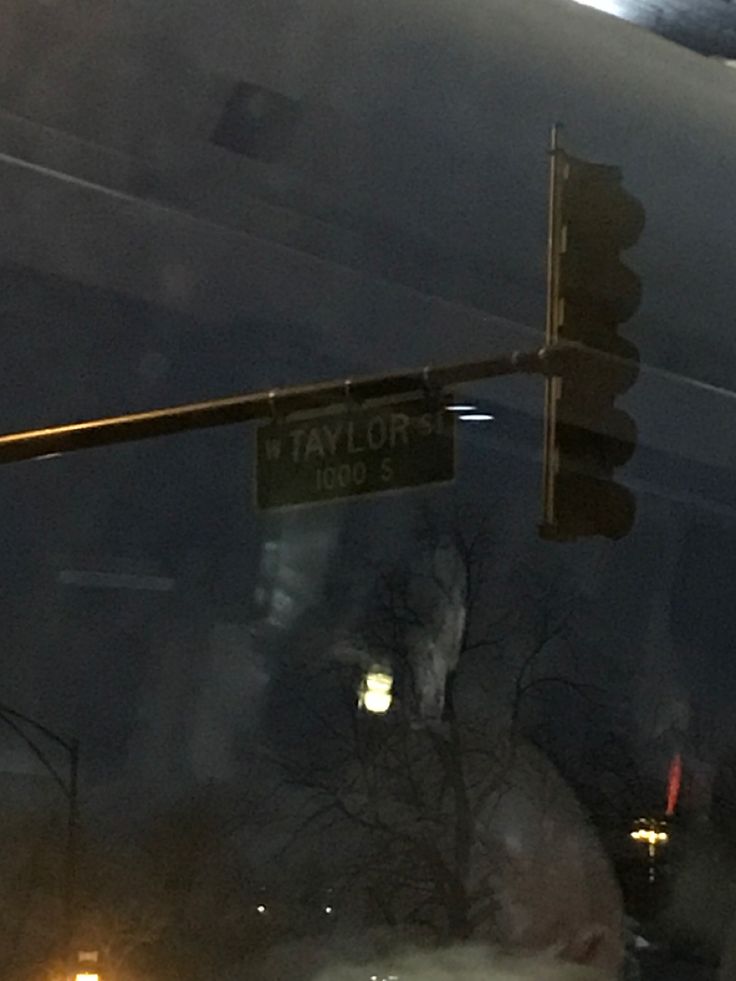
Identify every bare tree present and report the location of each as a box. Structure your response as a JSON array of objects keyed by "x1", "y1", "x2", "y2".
[{"x1": 262, "y1": 506, "x2": 620, "y2": 963}]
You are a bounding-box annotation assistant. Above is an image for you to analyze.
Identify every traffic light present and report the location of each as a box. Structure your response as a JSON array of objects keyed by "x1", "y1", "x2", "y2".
[{"x1": 541, "y1": 137, "x2": 644, "y2": 541}]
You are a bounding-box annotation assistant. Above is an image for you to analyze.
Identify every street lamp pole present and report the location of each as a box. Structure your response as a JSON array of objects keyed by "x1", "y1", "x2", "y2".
[
  {"x1": 0, "y1": 703, "x2": 79, "y2": 952},
  {"x1": 64, "y1": 737, "x2": 80, "y2": 948}
]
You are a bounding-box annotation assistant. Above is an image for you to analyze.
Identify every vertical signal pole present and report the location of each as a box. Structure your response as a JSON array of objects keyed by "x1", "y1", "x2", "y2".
[{"x1": 542, "y1": 124, "x2": 564, "y2": 530}]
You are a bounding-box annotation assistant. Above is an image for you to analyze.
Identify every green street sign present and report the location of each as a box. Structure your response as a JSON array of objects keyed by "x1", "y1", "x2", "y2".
[{"x1": 256, "y1": 397, "x2": 455, "y2": 510}]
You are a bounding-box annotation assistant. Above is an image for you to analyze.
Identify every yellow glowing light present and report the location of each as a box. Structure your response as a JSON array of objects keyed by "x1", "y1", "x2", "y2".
[
  {"x1": 358, "y1": 669, "x2": 393, "y2": 714},
  {"x1": 630, "y1": 820, "x2": 669, "y2": 846},
  {"x1": 75, "y1": 974, "x2": 100, "y2": 981}
]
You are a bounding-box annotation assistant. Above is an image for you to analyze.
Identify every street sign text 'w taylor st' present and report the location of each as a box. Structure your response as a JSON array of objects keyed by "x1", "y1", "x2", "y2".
[{"x1": 256, "y1": 398, "x2": 455, "y2": 510}]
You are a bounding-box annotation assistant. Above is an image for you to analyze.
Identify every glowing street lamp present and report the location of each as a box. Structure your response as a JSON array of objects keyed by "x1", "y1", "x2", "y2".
[
  {"x1": 630, "y1": 825, "x2": 669, "y2": 847},
  {"x1": 358, "y1": 667, "x2": 393, "y2": 715},
  {"x1": 630, "y1": 817, "x2": 669, "y2": 882},
  {"x1": 72, "y1": 949, "x2": 101, "y2": 981},
  {"x1": 73, "y1": 958, "x2": 100, "y2": 979}
]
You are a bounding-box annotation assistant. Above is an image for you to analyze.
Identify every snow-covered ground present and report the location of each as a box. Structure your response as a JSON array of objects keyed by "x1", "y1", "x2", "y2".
[{"x1": 313, "y1": 947, "x2": 613, "y2": 981}]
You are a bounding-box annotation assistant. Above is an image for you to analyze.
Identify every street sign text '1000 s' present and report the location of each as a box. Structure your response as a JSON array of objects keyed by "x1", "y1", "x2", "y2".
[{"x1": 256, "y1": 398, "x2": 455, "y2": 510}]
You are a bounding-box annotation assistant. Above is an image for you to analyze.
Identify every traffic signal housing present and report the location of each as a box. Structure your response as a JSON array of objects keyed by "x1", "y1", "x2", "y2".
[{"x1": 541, "y1": 141, "x2": 644, "y2": 542}]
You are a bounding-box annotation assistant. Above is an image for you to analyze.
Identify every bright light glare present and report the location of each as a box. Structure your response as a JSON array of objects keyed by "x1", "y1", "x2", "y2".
[
  {"x1": 75, "y1": 975, "x2": 100, "y2": 981},
  {"x1": 445, "y1": 404, "x2": 477, "y2": 413},
  {"x1": 569, "y1": 0, "x2": 627, "y2": 15},
  {"x1": 459, "y1": 413, "x2": 494, "y2": 422},
  {"x1": 358, "y1": 669, "x2": 393, "y2": 714},
  {"x1": 630, "y1": 827, "x2": 668, "y2": 845},
  {"x1": 256, "y1": 904, "x2": 267, "y2": 914},
  {"x1": 324, "y1": 905, "x2": 333, "y2": 914}
]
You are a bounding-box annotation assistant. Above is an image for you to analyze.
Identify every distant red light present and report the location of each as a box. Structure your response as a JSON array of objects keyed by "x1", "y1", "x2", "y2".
[{"x1": 666, "y1": 753, "x2": 682, "y2": 817}]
